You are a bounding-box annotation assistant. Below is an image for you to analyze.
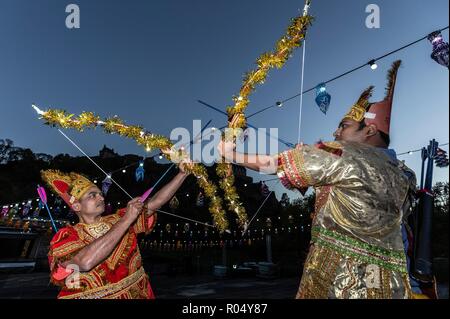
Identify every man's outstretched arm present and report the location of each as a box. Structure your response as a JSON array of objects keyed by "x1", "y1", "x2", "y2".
[
  {"x1": 61, "y1": 198, "x2": 143, "y2": 272},
  {"x1": 146, "y1": 158, "x2": 192, "y2": 213},
  {"x1": 217, "y1": 140, "x2": 278, "y2": 174}
]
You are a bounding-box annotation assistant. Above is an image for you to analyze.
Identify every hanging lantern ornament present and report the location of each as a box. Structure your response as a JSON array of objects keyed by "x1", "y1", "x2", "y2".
[
  {"x1": 169, "y1": 196, "x2": 179, "y2": 211},
  {"x1": 260, "y1": 181, "x2": 270, "y2": 197},
  {"x1": 54, "y1": 197, "x2": 62, "y2": 206},
  {"x1": 427, "y1": 30, "x2": 449, "y2": 68},
  {"x1": 196, "y1": 192, "x2": 205, "y2": 207},
  {"x1": 266, "y1": 217, "x2": 272, "y2": 228},
  {"x1": 135, "y1": 160, "x2": 145, "y2": 182},
  {"x1": 165, "y1": 223, "x2": 171, "y2": 233},
  {"x1": 8, "y1": 207, "x2": 17, "y2": 219},
  {"x1": 315, "y1": 82, "x2": 331, "y2": 114},
  {"x1": 288, "y1": 214, "x2": 294, "y2": 224},
  {"x1": 22, "y1": 202, "x2": 32, "y2": 217},
  {"x1": 1, "y1": 206, "x2": 9, "y2": 220},
  {"x1": 102, "y1": 173, "x2": 113, "y2": 195}
]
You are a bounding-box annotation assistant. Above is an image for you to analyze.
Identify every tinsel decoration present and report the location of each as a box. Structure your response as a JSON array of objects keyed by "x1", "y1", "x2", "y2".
[
  {"x1": 33, "y1": 105, "x2": 229, "y2": 232},
  {"x1": 218, "y1": 9, "x2": 313, "y2": 227},
  {"x1": 225, "y1": 14, "x2": 314, "y2": 123},
  {"x1": 216, "y1": 164, "x2": 247, "y2": 227}
]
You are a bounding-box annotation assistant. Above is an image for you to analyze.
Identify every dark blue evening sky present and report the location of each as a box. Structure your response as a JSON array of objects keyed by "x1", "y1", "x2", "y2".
[{"x1": 1, "y1": 0, "x2": 448, "y2": 199}]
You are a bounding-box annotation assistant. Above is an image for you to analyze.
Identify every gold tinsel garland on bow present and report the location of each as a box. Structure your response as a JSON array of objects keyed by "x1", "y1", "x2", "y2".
[
  {"x1": 38, "y1": 108, "x2": 229, "y2": 232},
  {"x1": 217, "y1": 13, "x2": 314, "y2": 228}
]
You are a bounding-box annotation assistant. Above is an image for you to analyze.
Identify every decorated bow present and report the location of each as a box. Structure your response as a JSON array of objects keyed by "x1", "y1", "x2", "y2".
[
  {"x1": 217, "y1": 0, "x2": 313, "y2": 227},
  {"x1": 32, "y1": 105, "x2": 229, "y2": 232}
]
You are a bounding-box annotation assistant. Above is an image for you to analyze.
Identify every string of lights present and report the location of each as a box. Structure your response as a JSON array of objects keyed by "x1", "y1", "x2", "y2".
[
  {"x1": 199, "y1": 25, "x2": 449, "y2": 150},
  {"x1": 246, "y1": 25, "x2": 449, "y2": 120},
  {"x1": 397, "y1": 142, "x2": 449, "y2": 156},
  {"x1": 80, "y1": 119, "x2": 214, "y2": 183},
  {"x1": 2, "y1": 141, "x2": 447, "y2": 211},
  {"x1": 90, "y1": 153, "x2": 163, "y2": 184}
]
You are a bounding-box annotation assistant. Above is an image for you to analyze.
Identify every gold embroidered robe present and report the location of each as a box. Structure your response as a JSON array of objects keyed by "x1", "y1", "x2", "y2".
[
  {"x1": 48, "y1": 209, "x2": 157, "y2": 299},
  {"x1": 277, "y1": 141, "x2": 416, "y2": 299}
]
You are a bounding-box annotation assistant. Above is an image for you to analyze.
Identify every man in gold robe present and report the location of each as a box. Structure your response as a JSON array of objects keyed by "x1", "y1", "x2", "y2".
[{"x1": 218, "y1": 60, "x2": 418, "y2": 299}]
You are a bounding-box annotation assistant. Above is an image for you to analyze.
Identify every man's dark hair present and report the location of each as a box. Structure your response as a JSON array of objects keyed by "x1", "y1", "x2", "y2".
[{"x1": 358, "y1": 121, "x2": 390, "y2": 147}]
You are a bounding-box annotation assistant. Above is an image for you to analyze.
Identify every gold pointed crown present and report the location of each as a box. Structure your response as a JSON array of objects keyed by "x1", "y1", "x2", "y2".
[
  {"x1": 342, "y1": 86, "x2": 374, "y2": 123},
  {"x1": 342, "y1": 60, "x2": 402, "y2": 135},
  {"x1": 41, "y1": 169, "x2": 96, "y2": 206}
]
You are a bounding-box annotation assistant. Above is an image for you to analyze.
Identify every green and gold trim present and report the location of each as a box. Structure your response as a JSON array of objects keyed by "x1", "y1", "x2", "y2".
[{"x1": 311, "y1": 226, "x2": 407, "y2": 274}]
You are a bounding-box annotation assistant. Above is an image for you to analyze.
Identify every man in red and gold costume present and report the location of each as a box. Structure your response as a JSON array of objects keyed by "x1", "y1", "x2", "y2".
[
  {"x1": 42, "y1": 160, "x2": 191, "y2": 299},
  {"x1": 219, "y1": 60, "x2": 420, "y2": 299}
]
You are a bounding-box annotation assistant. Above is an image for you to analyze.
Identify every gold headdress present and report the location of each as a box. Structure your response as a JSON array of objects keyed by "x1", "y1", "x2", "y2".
[
  {"x1": 41, "y1": 169, "x2": 96, "y2": 207},
  {"x1": 341, "y1": 60, "x2": 402, "y2": 135}
]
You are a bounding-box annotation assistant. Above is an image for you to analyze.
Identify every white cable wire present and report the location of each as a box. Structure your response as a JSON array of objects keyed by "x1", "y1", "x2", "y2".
[
  {"x1": 156, "y1": 210, "x2": 214, "y2": 228},
  {"x1": 242, "y1": 180, "x2": 280, "y2": 236},
  {"x1": 57, "y1": 129, "x2": 211, "y2": 227},
  {"x1": 297, "y1": 39, "x2": 306, "y2": 144},
  {"x1": 58, "y1": 129, "x2": 134, "y2": 199}
]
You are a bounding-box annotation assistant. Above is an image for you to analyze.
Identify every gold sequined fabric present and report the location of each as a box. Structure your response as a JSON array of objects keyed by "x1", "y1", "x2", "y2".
[{"x1": 278, "y1": 141, "x2": 416, "y2": 299}]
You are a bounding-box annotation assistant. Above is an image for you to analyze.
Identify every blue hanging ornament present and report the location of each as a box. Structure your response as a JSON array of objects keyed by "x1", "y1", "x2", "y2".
[
  {"x1": 428, "y1": 31, "x2": 449, "y2": 68},
  {"x1": 196, "y1": 192, "x2": 205, "y2": 207},
  {"x1": 22, "y1": 202, "x2": 32, "y2": 217},
  {"x1": 135, "y1": 160, "x2": 145, "y2": 182},
  {"x1": 102, "y1": 174, "x2": 113, "y2": 195},
  {"x1": 315, "y1": 83, "x2": 331, "y2": 114}
]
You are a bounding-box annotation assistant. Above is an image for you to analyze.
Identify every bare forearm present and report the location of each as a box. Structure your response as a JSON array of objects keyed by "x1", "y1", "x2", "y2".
[
  {"x1": 147, "y1": 172, "x2": 188, "y2": 212},
  {"x1": 224, "y1": 152, "x2": 277, "y2": 174},
  {"x1": 63, "y1": 218, "x2": 131, "y2": 271}
]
